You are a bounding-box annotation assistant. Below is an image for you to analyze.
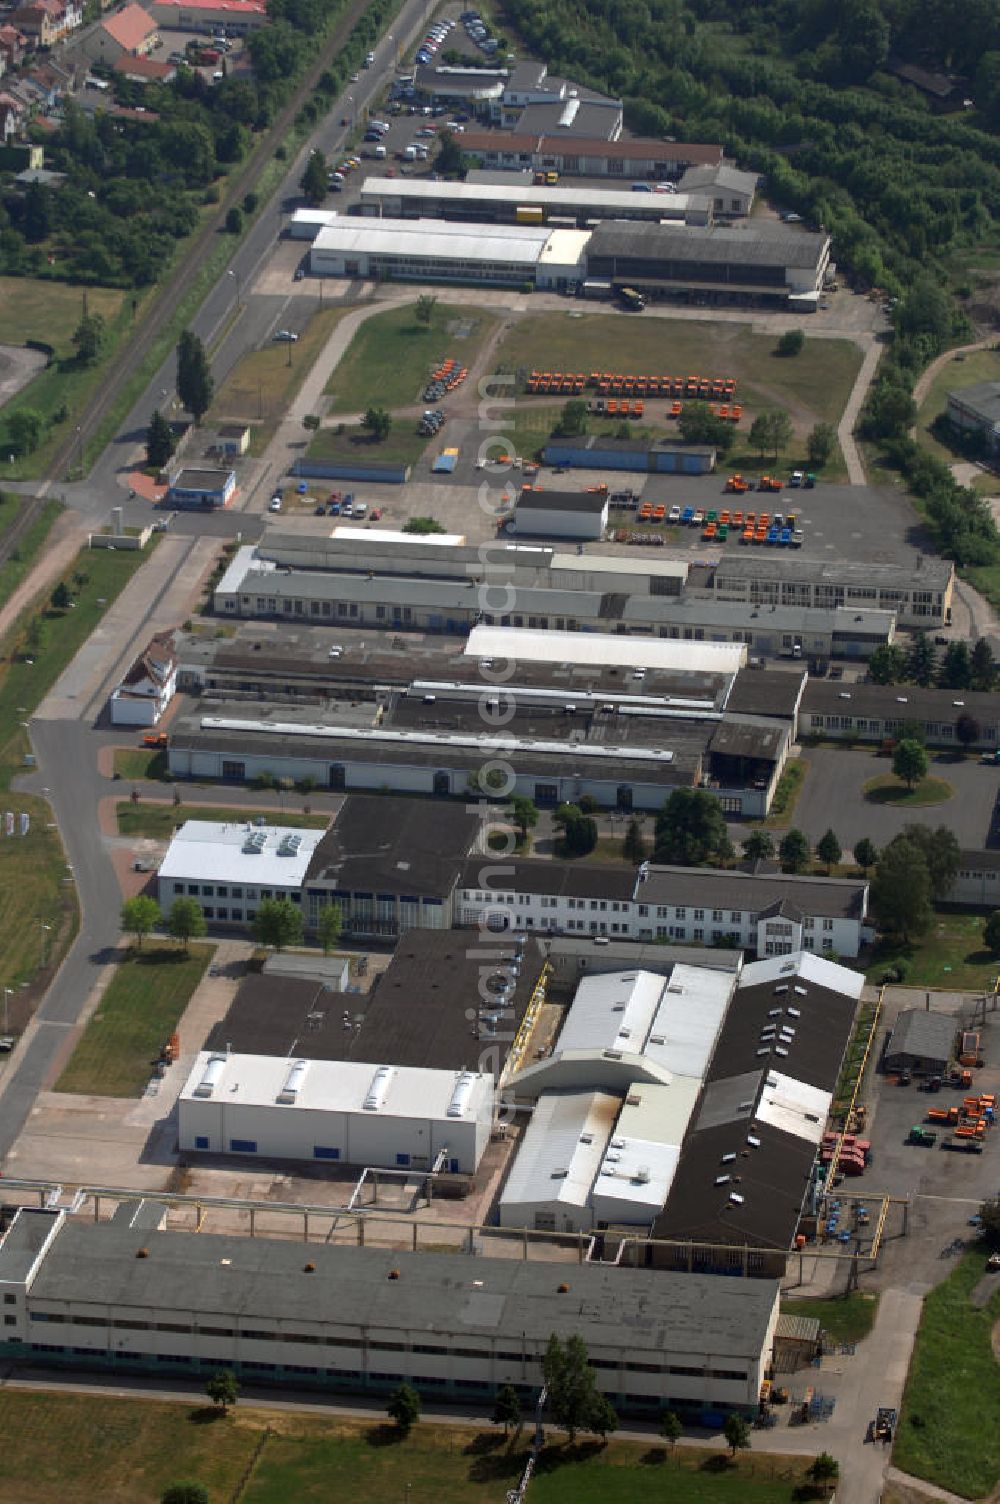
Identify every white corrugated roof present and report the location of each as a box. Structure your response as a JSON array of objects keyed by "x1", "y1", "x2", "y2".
[
  {"x1": 557, "y1": 970, "x2": 667, "y2": 1057},
  {"x1": 754, "y1": 1070, "x2": 831, "y2": 1145},
  {"x1": 537, "y1": 228, "x2": 592, "y2": 266},
  {"x1": 591, "y1": 1137, "x2": 679, "y2": 1214},
  {"x1": 555, "y1": 967, "x2": 731, "y2": 1080},
  {"x1": 290, "y1": 208, "x2": 338, "y2": 227},
  {"x1": 158, "y1": 820, "x2": 325, "y2": 888},
  {"x1": 739, "y1": 951, "x2": 865, "y2": 1001},
  {"x1": 361, "y1": 177, "x2": 701, "y2": 215},
  {"x1": 465, "y1": 624, "x2": 746, "y2": 674},
  {"x1": 644, "y1": 964, "x2": 733, "y2": 1079},
  {"x1": 500, "y1": 1090, "x2": 618, "y2": 1213},
  {"x1": 331, "y1": 527, "x2": 466, "y2": 546},
  {"x1": 180, "y1": 1051, "x2": 492, "y2": 1122},
  {"x1": 313, "y1": 216, "x2": 552, "y2": 265}
]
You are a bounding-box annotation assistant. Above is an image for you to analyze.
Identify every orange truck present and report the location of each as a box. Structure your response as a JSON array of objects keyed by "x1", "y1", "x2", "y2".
[
  {"x1": 959, "y1": 1031, "x2": 984, "y2": 1067},
  {"x1": 927, "y1": 1106, "x2": 959, "y2": 1125},
  {"x1": 142, "y1": 731, "x2": 168, "y2": 748}
]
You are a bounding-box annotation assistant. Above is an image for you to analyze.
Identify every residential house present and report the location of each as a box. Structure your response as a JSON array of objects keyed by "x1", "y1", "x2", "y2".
[
  {"x1": 10, "y1": 0, "x2": 82, "y2": 47},
  {"x1": 0, "y1": 24, "x2": 28, "y2": 69},
  {"x1": 108, "y1": 630, "x2": 178, "y2": 726},
  {"x1": 78, "y1": 2, "x2": 158, "y2": 65}
]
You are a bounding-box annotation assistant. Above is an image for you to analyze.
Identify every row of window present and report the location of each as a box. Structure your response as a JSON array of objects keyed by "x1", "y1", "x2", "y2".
[
  {"x1": 192, "y1": 1137, "x2": 416, "y2": 1166},
  {"x1": 462, "y1": 893, "x2": 837, "y2": 932},
  {"x1": 22, "y1": 1320, "x2": 744, "y2": 1379}
]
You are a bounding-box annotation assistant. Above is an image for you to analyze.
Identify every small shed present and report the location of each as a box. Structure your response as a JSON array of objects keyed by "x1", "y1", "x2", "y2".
[
  {"x1": 168, "y1": 466, "x2": 236, "y2": 510},
  {"x1": 216, "y1": 423, "x2": 251, "y2": 457},
  {"x1": 772, "y1": 1311, "x2": 821, "y2": 1372},
  {"x1": 884, "y1": 1009, "x2": 954, "y2": 1078}
]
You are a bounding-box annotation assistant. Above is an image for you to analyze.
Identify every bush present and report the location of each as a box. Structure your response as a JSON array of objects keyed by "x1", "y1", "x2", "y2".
[{"x1": 777, "y1": 329, "x2": 806, "y2": 357}]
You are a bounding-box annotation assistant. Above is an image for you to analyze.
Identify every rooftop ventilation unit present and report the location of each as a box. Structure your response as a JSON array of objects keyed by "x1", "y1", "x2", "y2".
[
  {"x1": 747, "y1": 1134, "x2": 761, "y2": 1147},
  {"x1": 649, "y1": 1034, "x2": 665, "y2": 1046},
  {"x1": 363, "y1": 1064, "x2": 394, "y2": 1112},
  {"x1": 447, "y1": 1071, "x2": 476, "y2": 1119},
  {"x1": 579, "y1": 1132, "x2": 594, "y2": 1145},
  {"x1": 775, "y1": 1045, "x2": 789, "y2": 1057},
  {"x1": 787, "y1": 1006, "x2": 802, "y2": 1018},
  {"x1": 721, "y1": 1152, "x2": 737, "y2": 1163},
  {"x1": 611, "y1": 1137, "x2": 625, "y2": 1149},
  {"x1": 738, "y1": 1101, "x2": 754, "y2": 1112},
  {"x1": 756, "y1": 1046, "x2": 771, "y2": 1057},
  {"x1": 793, "y1": 985, "x2": 807, "y2": 996},
  {"x1": 768, "y1": 1007, "x2": 782, "y2": 1017},
  {"x1": 277, "y1": 1059, "x2": 308, "y2": 1104},
  {"x1": 729, "y1": 1192, "x2": 745, "y2": 1205},
  {"x1": 193, "y1": 1054, "x2": 226, "y2": 1098},
  {"x1": 635, "y1": 1166, "x2": 651, "y2": 1184},
  {"x1": 715, "y1": 1174, "x2": 731, "y2": 1185},
  {"x1": 774, "y1": 985, "x2": 788, "y2": 994}
]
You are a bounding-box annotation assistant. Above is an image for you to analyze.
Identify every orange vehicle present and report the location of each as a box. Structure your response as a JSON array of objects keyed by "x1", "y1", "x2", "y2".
[
  {"x1": 142, "y1": 731, "x2": 168, "y2": 748},
  {"x1": 725, "y1": 474, "x2": 750, "y2": 493},
  {"x1": 607, "y1": 399, "x2": 618, "y2": 416},
  {"x1": 730, "y1": 403, "x2": 743, "y2": 421},
  {"x1": 631, "y1": 400, "x2": 644, "y2": 418},
  {"x1": 741, "y1": 527, "x2": 754, "y2": 543},
  {"x1": 718, "y1": 405, "x2": 730, "y2": 420},
  {"x1": 653, "y1": 504, "x2": 666, "y2": 522},
  {"x1": 753, "y1": 528, "x2": 767, "y2": 544},
  {"x1": 744, "y1": 511, "x2": 756, "y2": 526},
  {"x1": 639, "y1": 502, "x2": 653, "y2": 520},
  {"x1": 927, "y1": 1106, "x2": 959, "y2": 1125},
  {"x1": 719, "y1": 510, "x2": 731, "y2": 526},
  {"x1": 670, "y1": 401, "x2": 682, "y2": 418},
  {"x1": 702, "y1": 522, "x2": 717, "y2": 540}
]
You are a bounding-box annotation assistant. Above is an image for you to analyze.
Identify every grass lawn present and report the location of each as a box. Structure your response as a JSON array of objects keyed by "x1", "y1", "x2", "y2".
[
  {"x1": 965, "y1": 561, "x2": 1000, "y2": 615},
  {"x1": 915, "y1": 347, "x2": 1000, "y2": 463},
  {"x1": 894, "y1": 1247, "x2": 1000, "y2": 1498},
  {"x1": 0, "y1": 794, "x2": 76, "y2": 991},
  {"x1": 55, "y1": 943, "x2": 212, "y2": 1097},
  {"x1": 211, "y1": 306, "x2": 347, "y2": 424},
  {"x1": 0, "y1": 1390, "x2": 258, "y2": 1504},
  {"x1": 117, "y1": 802, "x2": 331, "y2": 838},
  {"x1": 865, "y1": 910, "x2": 998, "y2": 989},
  {"x1": 780, "y1": 1292, "x2": 879, "y2": 1344},
  {"x1": 325, "y1": 302, "x2": 501, "y2": 413},
  {"x1": 308, "y1": 422, "x2": 432, "y2": 471},
  {"x1": 245, "y1": 1422, "x2": 809, "y2": 1504},
  {"x1": 0, "y1": 278, "x2": 126, "y2": 362},
  {"x1": 493, "y1": 314, "x2": 862, "y2": 427},
  {"x1": 0, "y1": 498, "x2": 61, "y2": 615},
  {"x1": 862, "y1": 775, "x2": 953, "y2": 807},
  {"x1": 113, "y1": 747, "x2": 169, "y2": 780},
  {"x1": 760, "y1": 760, "x2": 806, "y2": 828}
]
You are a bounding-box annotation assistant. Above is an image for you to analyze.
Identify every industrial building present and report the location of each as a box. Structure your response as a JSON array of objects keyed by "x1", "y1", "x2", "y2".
[
  {"x1": 945, "y1": 380, "x2": 1000, "y2": 456},
  {"x1": 699, "y1": 551, "x2": 955, "y2": 629},
  {"x1": 0, "y1": 1207, "x2": 781, "y2": 1415},
  {"x1": 167, "y1": 466, "x2": 236, "y2": 510},
  {"x1": 541, "y1": 435, "x2": 717, "y2": 474},
  {"x1": 358, "y1": 177, "x2": 712, "y2": 227},
  {"x1": 950, "y1": 850, "x2": 1000, "y2": 908},
  {"x1": 178, "y1": 1053, "x2": 494, "y2": 1174},
  {"x1": 456, "y1": 129, "x2": 723, "y2": 180},
  {"x1": 882, "y1": 1011, "x2": 955, "y2": 1079},
  {"x1": 156, "y1": 820, "x2": 326, "y2": 925},
  {"x1": 799, "y1": 680, "x2": 998, "y2": 750},
  {"x1": 677, "y1": 163, "x2": 758, "y2": 218},
  {"x1": 514, "y1": 487, "x2": 609, "y2": 539},
  {"x1": 309, "y1": 217, "x2": 583, "y2": 287},
  {"x1": 584, "y1": 222, "x2": 831, "y2": 308},
  {"x1": 652, "y1": 953, "x2": 864, "y2": 1266}
]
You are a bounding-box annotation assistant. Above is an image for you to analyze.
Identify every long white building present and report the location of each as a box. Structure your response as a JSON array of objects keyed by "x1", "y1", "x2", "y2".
[
  {"x1": 178, "y1": 1052, "x2": 494, "y2": 1175},
  {"x1": 157, "y1": 820, "x2": 326, "y2": 923}
]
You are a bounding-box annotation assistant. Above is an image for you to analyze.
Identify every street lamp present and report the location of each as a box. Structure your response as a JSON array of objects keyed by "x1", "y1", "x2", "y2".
[
  {"x1": 227, "y1": 267, "x2": 242, "y2": 308},
  {"x1": 39, "y1": 922, "x2": 51, "y2": 968}
]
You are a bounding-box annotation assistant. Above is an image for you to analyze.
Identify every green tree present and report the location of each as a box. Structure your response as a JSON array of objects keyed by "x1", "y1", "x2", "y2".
[
  {"x1": 205, "y1": 1369, "x2": 239, "y2": 1413},
  {"x1": 853, "y1": 837, "x2": 877, "y2": 871},
  {"x1": 300, "y1": 148, "x2": 328, "y2": 205},
  {"x1": 980, "y1": 1193, "x2": 1000, "y2": 1247},
  {"x1": 316, "y1": 902, "x2": 342, "y2": 955},
  {"x1": 660, "y1": 1409, "x2": 682, "y2": 1450},
  {"x1": 742, "y1": 830, "x2": 775, "y2": 862},
  {"x1": 168, "y1": 896, "x2": 207, "y2": 950},
  {"x1": 983, "y1": 910, "x2": 1000, "y2": 957},
  {"x1": 302, "y1": 414, "x2": 320, "y2": 432},
  {"x1": 415, "y1": 294, "x2": 437, "y2": 325},
  {"x1": 807, "y1": 1452, "x2": 840, "y2": 1493},
  {"x1": 511, "y1": 795, "x2": 539, "y2": 842},
  {"x1": 816, "y1": 828, "x2": 841, "y2": 872},
  {"x1": 871, "y1": 838, "x2": 933, "y2": 940},
  {"x1": 72, "y1": 309, "x2": 105, "y2": 365},
  {"x1": 362, "y1": 406, "x2": 391, "y2": 442},
  {"x1": 146, "y1": 409, "x2": 175, "y2": 469},
  {"x1": 176, "y1": 330, "x2": 214, "y2": 425},
  {"x1": 778, "y1": 828, "x2": 810, "y2": 874},
  {"x1": 161, "y1": 1485, "x2": 209, "y2": 1504},
  {"x1": 492, "y1": 1381, "x2": 522, "y2": 1436},
  {"x1": 436, "y1": 129, "x2": 465, "y2": 175},
  {"x1": 251, "y1": 898, "x2": 303, "y2": 951},
  {"x1": 956, "y1": 712, "x2": 981, "y2": 751},
  {"x1": 225, "y1": 206, "x2": 243, "y2": 235},
  {"x1": 50, "y1": 581, "x2": 71, "y2": 610},
  {"x1": 554, "y1": 802, "x2": 597, "y2": 857},
  {"x1": 654, "y1": 788, "x2": 729, "y2": 866},
  {"x1": 899, "y1": 824, "x2": 960, "y2": 901},
  {"x1": 557, "y1": 397, "x2": 588, "y2": 437},
  {"x1": 387, "y1": 1381, "x2": 421, "y2": 1433},
  {"x1": 971, "y1": 638, "x2": 996, "y2": 691},
  {"x1": 906, "y1": 632, "x2": 937, "y2": 688},
  {"x1": 677, "y1": 400, "x2": 735, "y2": 452},
  {"x1": 776, "y1": 329, "x2": 805, "y2": 356},
  {"x1": 749, "y1": 409, "x2": 792, "y2": 460},
  {"x1": 542, "y1": 1333, "x2": 614, "y2": 1442},
  {"x1": 623, "y1": 816, "x2": 647, "y2": 864},
  {"x1": 806, "y1": 421, "x2": 836, "y2": 468},
  {"x1": 402, "y1": 516, "x2": 446, "y2": 534},
  {"x1": 121, "y1": 894, "x2": 160, "y2": 948},
  {"x1": 939, "y1": 640, "x2": 971, "y2": 689},
  {"x1": 867, "y1": 644, "x2": 906, "y2": 685},
  {"x1": 723, "y1": 1412, "x2": 751, "y2": 1458},
  {"x1": 892, "y1": 738, "x2": 929, "y2": 791},
  {"x1": 8, "y1": 409, "x2": 44, "y2": 457}
]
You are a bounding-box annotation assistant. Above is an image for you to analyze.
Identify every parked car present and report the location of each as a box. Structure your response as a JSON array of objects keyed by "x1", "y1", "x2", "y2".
[
  {"x1": 268, "y1": 496, "x2": 282, "y2": 512},
  {"x1": 273, "y1": 329, "x2": 298, "y2": 342}
]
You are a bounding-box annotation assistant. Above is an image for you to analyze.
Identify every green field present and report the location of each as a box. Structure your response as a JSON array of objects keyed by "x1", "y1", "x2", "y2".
[
  {"x1": 862, "y1": 774, "x2": 954, "y2": 807},
  {"x1": 307, "y1": 422, "x2": 432, "y2": 471},
  {"x1": 894, "y1": 1248, "x2": 1000, "y2": 1498},
  {"x1": 211, "y1": 306, "x2": 347, "y2": 424},
  {"x1": 865, "y1": 910, "x2": 998, "y2": 989},
  {"x1": 0, "y1": 498, "x2": 61, "y2": 620},
  {"x1": 325, "y1": 302, "x2": 502, "y2": 413},
  {"x1": 492, "y1": 314, "x2": 863, "y2": 427},
  {"x1": 113, "y1": 747, "x2": 168, "y2": 780},
  {"x1": 0, "y1": 278, "x2": 126, "y2": 362},
  {"x1": 780, "y1": 1292, "x2": 879, "y2": 1345},
  {"x1": 117, "y1": 802, "x2": 331, "y2": 838},
  {"x1": 0, "y1": 1393, "x2": 810, "y2": 1504},
  {"x1": 0, "y1": 795, "x2": 76, "y2": 999},
  {"x1": 55, "y1": 944, "x2": 212, "y2": 1097},
  {"x1": 915, "y1": 347, "x2": 1000, "y2": 462}
]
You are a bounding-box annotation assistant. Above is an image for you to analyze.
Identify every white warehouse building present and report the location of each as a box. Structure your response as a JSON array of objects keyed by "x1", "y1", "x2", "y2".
[
  {"x1": 178, "y1": 1052, "x2": 494, "y2": 1175},
  {"x1": 310, "y1": 217, "x2": 557, "y2": 285},
  {"x1": 156, "y1": 820, "x2": 326, "y2": 926}
]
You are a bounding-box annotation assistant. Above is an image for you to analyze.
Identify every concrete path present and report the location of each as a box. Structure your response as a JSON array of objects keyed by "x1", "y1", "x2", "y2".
[
  {"x1": 0, "y1": 511, "x2": 87, "y2": 645},
  {"x1": 839, "y1": 337, "x2": 883, "y2": 486}
]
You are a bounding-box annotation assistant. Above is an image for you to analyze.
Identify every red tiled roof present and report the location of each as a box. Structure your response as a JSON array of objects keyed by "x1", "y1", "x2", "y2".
[
  {"x1": 112, "y1": 52, "x2": 172, "y2": 76},
  {"x1": 459, "y1": 129, "x2": 722, "y2": 166},
  {"x1": 102, "y1": 1, "x2": 156, "y2": 50}
]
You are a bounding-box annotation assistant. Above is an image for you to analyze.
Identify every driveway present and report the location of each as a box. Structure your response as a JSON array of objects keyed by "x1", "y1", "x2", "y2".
[{"x1": 791, "y1": 746, "x2": 995, "y2": 849}]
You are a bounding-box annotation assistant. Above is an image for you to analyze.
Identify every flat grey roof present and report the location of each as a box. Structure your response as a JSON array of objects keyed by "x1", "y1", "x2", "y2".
[
  {"x1": 886, "y1": 1010, "x2": 956, "y2": 1062},
  {"x1": 31, "y1": 1221, "x2": 778, "y2": 1356},
  {"x1": 803, "y1": 680, "x2": 998, "y2": 725},
  {"x1": 304, "y1": 793, "x2": 479, "y2": 896},
  {"x1": 947, "y1": 380, "x2": 1000, "y2": 425},
  {"x1": 517, "y1": 99, "x2": 621, "y2": 139},
  {"x1": 517, "y1": 491, "x2": 608, "y2": 514},
  {"x1": 679, "y1": 164, "x2": 759, "y2": 197},
  {"x1": 587, "y1": 221, "x2": 828, "y2": 272},
  {"x1": 541, "y1": 935, "x2": 743, "y2": 972},
  {"x1": 171, "y1": 468, "x2": 233, "y2": 488},
  {"x1": 714, "y1": 553, "x2": 954, "y2": 590},
  {"x1": 0, "y1": 1208, "x2": 59, "y2": 1283},
  {"x1": 458, "y1": 857, "x2": 636, "y2": 902},
  {"x1": 637, "y1": 865, "x2": 866, "y2": 920}
]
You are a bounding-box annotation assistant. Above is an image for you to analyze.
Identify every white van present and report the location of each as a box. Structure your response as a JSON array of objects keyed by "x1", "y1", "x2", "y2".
[{"x1": 374, "y1": 144, "x2": 387, "y2": 160}]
